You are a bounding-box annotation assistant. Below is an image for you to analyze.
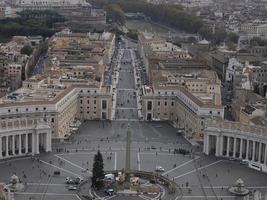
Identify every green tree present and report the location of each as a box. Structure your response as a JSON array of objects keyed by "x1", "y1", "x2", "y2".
[
  {"x1": 106, "y1": 4, "x2": 125, "y2": 25},
  {"x1": 226, "y1": 41, "x2": 236, "y2": 51},
  {"x1": 250, "y1": 37, "x2": 265, "y2": 47},
  {"x1": 126, "y1": 29, "x2": 138, "y2": 40},
  {"x1": 226, "y1": 32, "x2": 239, "y2": 44},
  {"x1": 21, "y1": 45, "x2": 33, "y2": 56},
  {"x1": 213, "y1": 28, "x2": 227, "y2": 44},
  {"x1": 91, "y1": 150, "x2": 104, "y2": 189}
]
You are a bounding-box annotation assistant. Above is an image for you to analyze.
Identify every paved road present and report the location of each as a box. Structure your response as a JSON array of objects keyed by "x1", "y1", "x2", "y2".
[{"x1": 114, "y1": 42, "x2": 139, "y2": 120}]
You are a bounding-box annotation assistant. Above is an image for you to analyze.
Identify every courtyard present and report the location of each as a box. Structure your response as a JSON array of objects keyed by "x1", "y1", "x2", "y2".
[{"x1": 0, "y1": 121, "x2": 267, "y2": 200}]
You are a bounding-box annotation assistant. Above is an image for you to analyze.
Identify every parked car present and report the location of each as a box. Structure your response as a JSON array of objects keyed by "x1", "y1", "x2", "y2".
[
  {"x1": 66, "y1": 177, "x2": 83, "y2": 185},
  {"x1": 104, "y1": 188, "x2": 114, "y2": 196},
  {"x1": 68, "y1": 185, "x2": 77, "y2": 191},
  {"x1": 155, "y1": 166, "x2": 165, "y2": 172},
  {"x1": 240, "y1": 160, "x2": 249, "y2": 165}
]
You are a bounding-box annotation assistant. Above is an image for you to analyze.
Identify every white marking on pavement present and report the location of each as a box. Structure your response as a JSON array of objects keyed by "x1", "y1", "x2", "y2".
[
  {"x1": 27, "y1": 183, "x2": 65, "y2": 186},
  {"x1": 174, "y1": 160, "x2": 223, "y2": 179},
  {"x1": 179, "y1": 196, "x2": 236, "y2": 199},
  {"x1": 137, "y1": 152, "x2": 141, "y2": 171},
  {"x1": 76, "y1": 194, "x2": 82, "y2": 200},
  {"x1": 16, "y1": 192, "x2": 76, "y2": 196},
  {"x1": 0, "y1": 156, "x2": 31, "y2": 164},
  {"x1": 56, "y1": 152, "x2": 97, "y2": 156},
  {"x1": 39, "y1": 159, "x2": 81, "y2": 177},
  {"x1": 114, "y1": 152, "x2": 117, "y2": 170},
  {"x1": 55, "y1": 154, "x2": 92, "y2": 175},
  {"x1": 162, "y1": 157, "x2": 200, "y2": 175},
  {"x1": 140, "y1": 152, "x2": 178, "y2": 156}
]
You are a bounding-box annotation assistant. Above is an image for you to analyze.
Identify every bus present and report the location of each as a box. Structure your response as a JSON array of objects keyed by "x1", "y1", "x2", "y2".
[{"x1": 248, "y1": 162, "x2": 262, "y2": 172}]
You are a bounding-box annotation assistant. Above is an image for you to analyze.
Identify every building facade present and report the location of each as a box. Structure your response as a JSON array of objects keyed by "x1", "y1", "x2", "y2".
[
  {"x1": 0, "y1": 117, "x2": 51, "y2": 160},
  {"x1": 204, "y1": 120, "x2": 267, "y2": 171}
]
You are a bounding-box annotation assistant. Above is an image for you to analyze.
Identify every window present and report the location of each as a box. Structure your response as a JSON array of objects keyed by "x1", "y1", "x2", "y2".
[
  {"x1": 94, "y1": 100, "x2": 96, "y2": 104},
  {"x1": 171, "y1": 102, "x2": 174, "y2": 106},
  {"x1": 8, "y1": 109, "x2": 10, "y2": 113},
  {"x1": 102, "y1": 100, "x2": 107, "y2": 109},
  {"x1": 16, "y1": 109, "x2": 18, "y2": 112},
  {"x1": 87, "y1": 100, "x2": 90, "y2": 104},
  {"x1": 164, "y1": 101, "x2": 167, "y2": 106},
  {"x1": 43, "y1": 107, "x2": 46, "y2": 110},
  {"x1": 26, "y1": 108, "x2": 28, "y2": 111},
  {"x1": 217, "y1": 111, "x2": 220, "y2": 115},
  {"x1": 147, "y1": 101, "x2": 152, "y2": 111},
  {"x1": 158, "y1": 101, "x2": 160, "y2": 106},
  {"x1": 51, "y1": 118, "x2": 54, "y2": 123},
  {"x1": 36, "y1": 108, "x2": 38, "y2": 111},
  {"x1": 209, "y1": 111, "x2": 212, "y2": 114},
  {"x1": 80, "y1": 100, "x2": 83, "y2": 104}
]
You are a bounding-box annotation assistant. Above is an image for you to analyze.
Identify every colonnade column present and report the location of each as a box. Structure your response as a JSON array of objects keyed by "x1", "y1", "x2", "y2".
[
  {"x1": 18, "y1": 135, "x2": 22, "y2": 155},
  {"x1": 12, "y1": 135, "x2": 15, "y2": 155},
  {"x1": 215, "y1": 135, "x2": 221, "y2": 156},
  {"x1": 46, "y1": 132, "x2": 51, "y2": 152},
  {"x1": 239, "y1": 139, "x2": 243, "y2": 159},
  {"x1": 233, "y1": 138, "x2": 237, "y2": 157},
  {"x1": 32, "y1": 133, "x2": 35, "y2": 156},
  {"x1": 0, "y1": 137, "x2": 2, "y2": 159},
  {"x1": 25, "y1": 134, "x2": 28, "y2": 154},
  {"x1": 226, "y1": 136, "x2": 230, "y2": 157},
  {"x1": 259, "y1": 143, "x2": 262, "y2": 163},
  {"x1": 252, "y1": 141, "x2": 256, "y2": 161},
  {"x1": 6, "y1": 136, "x2": 8, "y2": 156},
  {"x1": 36, "y1": 133, "x2": 39, "y2": 154},
  {"x1": 246, "y1": 140, "x2": 249, "y2": 160},
  {"x1": 205, "y1": 134, "x2": 210, "y2": 155}
]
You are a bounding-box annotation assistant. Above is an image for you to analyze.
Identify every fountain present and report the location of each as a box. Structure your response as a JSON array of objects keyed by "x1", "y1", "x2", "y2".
[
  {"x1": 228, "y1": 178, "x2": 249, "y2": 196},
  {"x1": 5, "y1": 175, "x2": 25, "y2": 192}
]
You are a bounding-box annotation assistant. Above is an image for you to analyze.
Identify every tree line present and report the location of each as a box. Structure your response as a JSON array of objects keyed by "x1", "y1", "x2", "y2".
[
  {"x1": 89, "y1": 0, "x2": 203, "y2": 34},
  {"x1": 0, "y1": 10, "x2": 65, "y2": 41}
]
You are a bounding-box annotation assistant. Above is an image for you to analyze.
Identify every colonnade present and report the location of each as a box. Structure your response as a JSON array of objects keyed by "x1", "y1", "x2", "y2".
[
  {"x1": 0, "y1": 131, "x2": 51, "y2": 160},
  {"x1": 204, "y1": 133, "x2": 267, "y2": 165}
]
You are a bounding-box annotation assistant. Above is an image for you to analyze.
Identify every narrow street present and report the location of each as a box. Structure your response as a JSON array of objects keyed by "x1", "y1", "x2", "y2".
[{"x1": 114, "y1": 38, "x2": 139, "y2": 121}]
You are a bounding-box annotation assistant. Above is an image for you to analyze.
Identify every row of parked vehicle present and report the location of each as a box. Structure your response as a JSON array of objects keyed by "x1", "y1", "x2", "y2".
[{"x1": 65, "y1": 176, "x2": 84, "y2": 191}]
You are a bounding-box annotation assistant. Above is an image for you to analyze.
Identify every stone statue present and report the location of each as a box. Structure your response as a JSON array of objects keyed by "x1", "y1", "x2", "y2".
[{"x1": 0, "y1": 184, "x2": 7, "y2": 200}]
